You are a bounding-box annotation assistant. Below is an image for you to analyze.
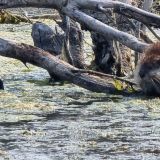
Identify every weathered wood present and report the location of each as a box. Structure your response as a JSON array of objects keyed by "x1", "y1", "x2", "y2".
[
  {"x1": 2, "y1": 0, "x2": 159, "y2": 29},
  {"x1": 1, "y1": 0, "x2": 158, "y2": 27},
  {"x1": 73, "y1": 0, "x2": 160, "y2": 28},
  {"x1": 64, "y1": 9, "x2": 148, "y2": 53},
  {"x1": 68, "y1": 20, "x2": 86, "y2": 69},
  {"x1": 72, "y1": 69, "x2": 137, "y2": 86},
  {"x1": 0, "y1": 38, "x2": 130, "y2": 95},
  {"x1": 32, "y1": 20, "x2": 86, "y2": 69},
  {"x1": 0, "y1": 79, "x2": 4, "y2": 90},
  {"x1": 60, "y1": 15, "x2": 86, "y2": 69},
  {"x1": 91, "y1": 33, "x2": 116, "y2": 74},
  {"x1": 90, "y1": 0, "x2": 134, "y2": 75},
  {"x1": 0, "y1": 0, "x2": 159, "y2": 94},
  {"x1": 32, "y1": 22, "x2": 65, "y2": 56}
]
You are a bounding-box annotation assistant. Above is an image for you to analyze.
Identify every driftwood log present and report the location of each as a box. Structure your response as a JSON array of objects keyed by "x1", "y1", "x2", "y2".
[
  {"x1": 0, "y1": 38, "x2": 130, "y2": 95},
  {"x1": 60, "y1": 15, "x2": 86, "y2": 69}
]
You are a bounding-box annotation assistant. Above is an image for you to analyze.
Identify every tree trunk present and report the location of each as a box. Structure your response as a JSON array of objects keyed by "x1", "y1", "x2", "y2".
[
  {"x1": 0, "y1": 38, "x2": 130, "y2": 95},
  {"x1": 142, "y1": 0, "x2": 153, "y2": 32}
]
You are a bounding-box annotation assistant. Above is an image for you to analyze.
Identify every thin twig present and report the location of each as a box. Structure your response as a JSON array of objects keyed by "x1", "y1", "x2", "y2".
[
  {"x1": 71, "y1": 69, "x2": 137, "y2": 86},
  {"x1": 83, "y1": 39, "x2": 94, "y2": 48},
  {"x1": 147, "y1": 25, "x2": 160, "y2": 41},
  {"x1": 19, "y1": 8, "x2": 33, "y2": 24}
]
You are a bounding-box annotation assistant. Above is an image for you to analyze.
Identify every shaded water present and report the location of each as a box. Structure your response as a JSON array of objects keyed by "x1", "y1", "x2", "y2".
[{"x1": 0, "y1": 12, "x2": 160, "y2": 160}]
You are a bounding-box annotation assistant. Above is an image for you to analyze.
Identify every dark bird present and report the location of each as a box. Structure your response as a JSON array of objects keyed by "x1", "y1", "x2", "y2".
[{"x1": 135, "y1": 42, "x2": 160, "y2": 96}]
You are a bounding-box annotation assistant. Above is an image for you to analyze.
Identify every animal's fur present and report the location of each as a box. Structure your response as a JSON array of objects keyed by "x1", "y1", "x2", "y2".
[{"x1": 135, "y1": 42, "x2": 160, "y2": 96}]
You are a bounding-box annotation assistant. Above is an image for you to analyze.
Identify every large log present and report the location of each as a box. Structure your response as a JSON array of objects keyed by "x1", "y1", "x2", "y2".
[
  {"x1": 0, "y1": 0, "x2": 159, "y2": 94},
  {"x1": 0, "y1": 38, "x2": 130, "y2": 95},
  {"x1": 64, "y1": 9, "x2": 148, "y2": 53}
]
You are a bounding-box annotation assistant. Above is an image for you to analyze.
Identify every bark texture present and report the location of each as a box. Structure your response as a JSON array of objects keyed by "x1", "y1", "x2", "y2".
[
  {"x1": 0, "y1": 0, "x2": 159, "y2": 51},
  {"x1": 0, "y1": 38, "x2": 129, "y2": 95},
  {"x1": 32, "y1": 22, "x2": 65, "y2": 56},
  {"x1": 0, "y1": 0, "x2": 160, "y2": 94}
]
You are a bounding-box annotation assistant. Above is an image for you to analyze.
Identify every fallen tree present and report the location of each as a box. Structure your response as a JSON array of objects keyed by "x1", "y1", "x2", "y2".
[
  {"x1": 0, "y1": 0, "x2": 160, "y2": 94},
  {"x1": 0, "y1": 38, "x2": 131, "y2": 95}
]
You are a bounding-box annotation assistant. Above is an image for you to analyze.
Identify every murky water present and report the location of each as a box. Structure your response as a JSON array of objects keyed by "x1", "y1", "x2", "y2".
[{"x1": 0, "y1": 11, "x2": 160, "y2": 160}]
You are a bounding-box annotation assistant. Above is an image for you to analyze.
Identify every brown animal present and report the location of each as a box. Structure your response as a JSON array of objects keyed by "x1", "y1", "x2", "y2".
[{"x1": 135, "y1": 42, "x2": 160, "y2": 96}]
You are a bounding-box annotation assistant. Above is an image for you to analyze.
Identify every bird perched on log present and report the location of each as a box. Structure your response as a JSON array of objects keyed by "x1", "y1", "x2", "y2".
[{"x1": 135, "y1": 42, "x2": 160, "y2": 96}]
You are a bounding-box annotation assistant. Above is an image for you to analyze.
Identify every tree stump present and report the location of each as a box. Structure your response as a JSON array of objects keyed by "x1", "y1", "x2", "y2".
[{"x1": 31, "y1": 22, "x2": 65, "y2": 56}]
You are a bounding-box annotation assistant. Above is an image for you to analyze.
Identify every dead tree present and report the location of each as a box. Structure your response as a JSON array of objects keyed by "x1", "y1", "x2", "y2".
[{"x1": 142, "y1": 0, "x2": 153, "y2": 32}]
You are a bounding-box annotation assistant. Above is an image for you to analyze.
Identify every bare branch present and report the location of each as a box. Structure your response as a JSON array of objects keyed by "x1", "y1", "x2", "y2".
[
  {"x1": 147, "y1": 26, "x2": 160, "y2": 41},
  {"x1": 63, "y1": 8, "x2": 148, "y2": 52},
  {"x1": 1, "y1": 0, "x2": 160, "y2": 28},
  {"x1": 71, "y1": 69, "x2": 137, "y2": 86},
  {"x1": 74, "y1": 0, "x2": 160, "y2": 28},
  {"x1": 0, "y1": 38, "x2": 131, "y2": 95},
  {"x1": 1, "y1": 0, "x2": 158, "y2": 52}
]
